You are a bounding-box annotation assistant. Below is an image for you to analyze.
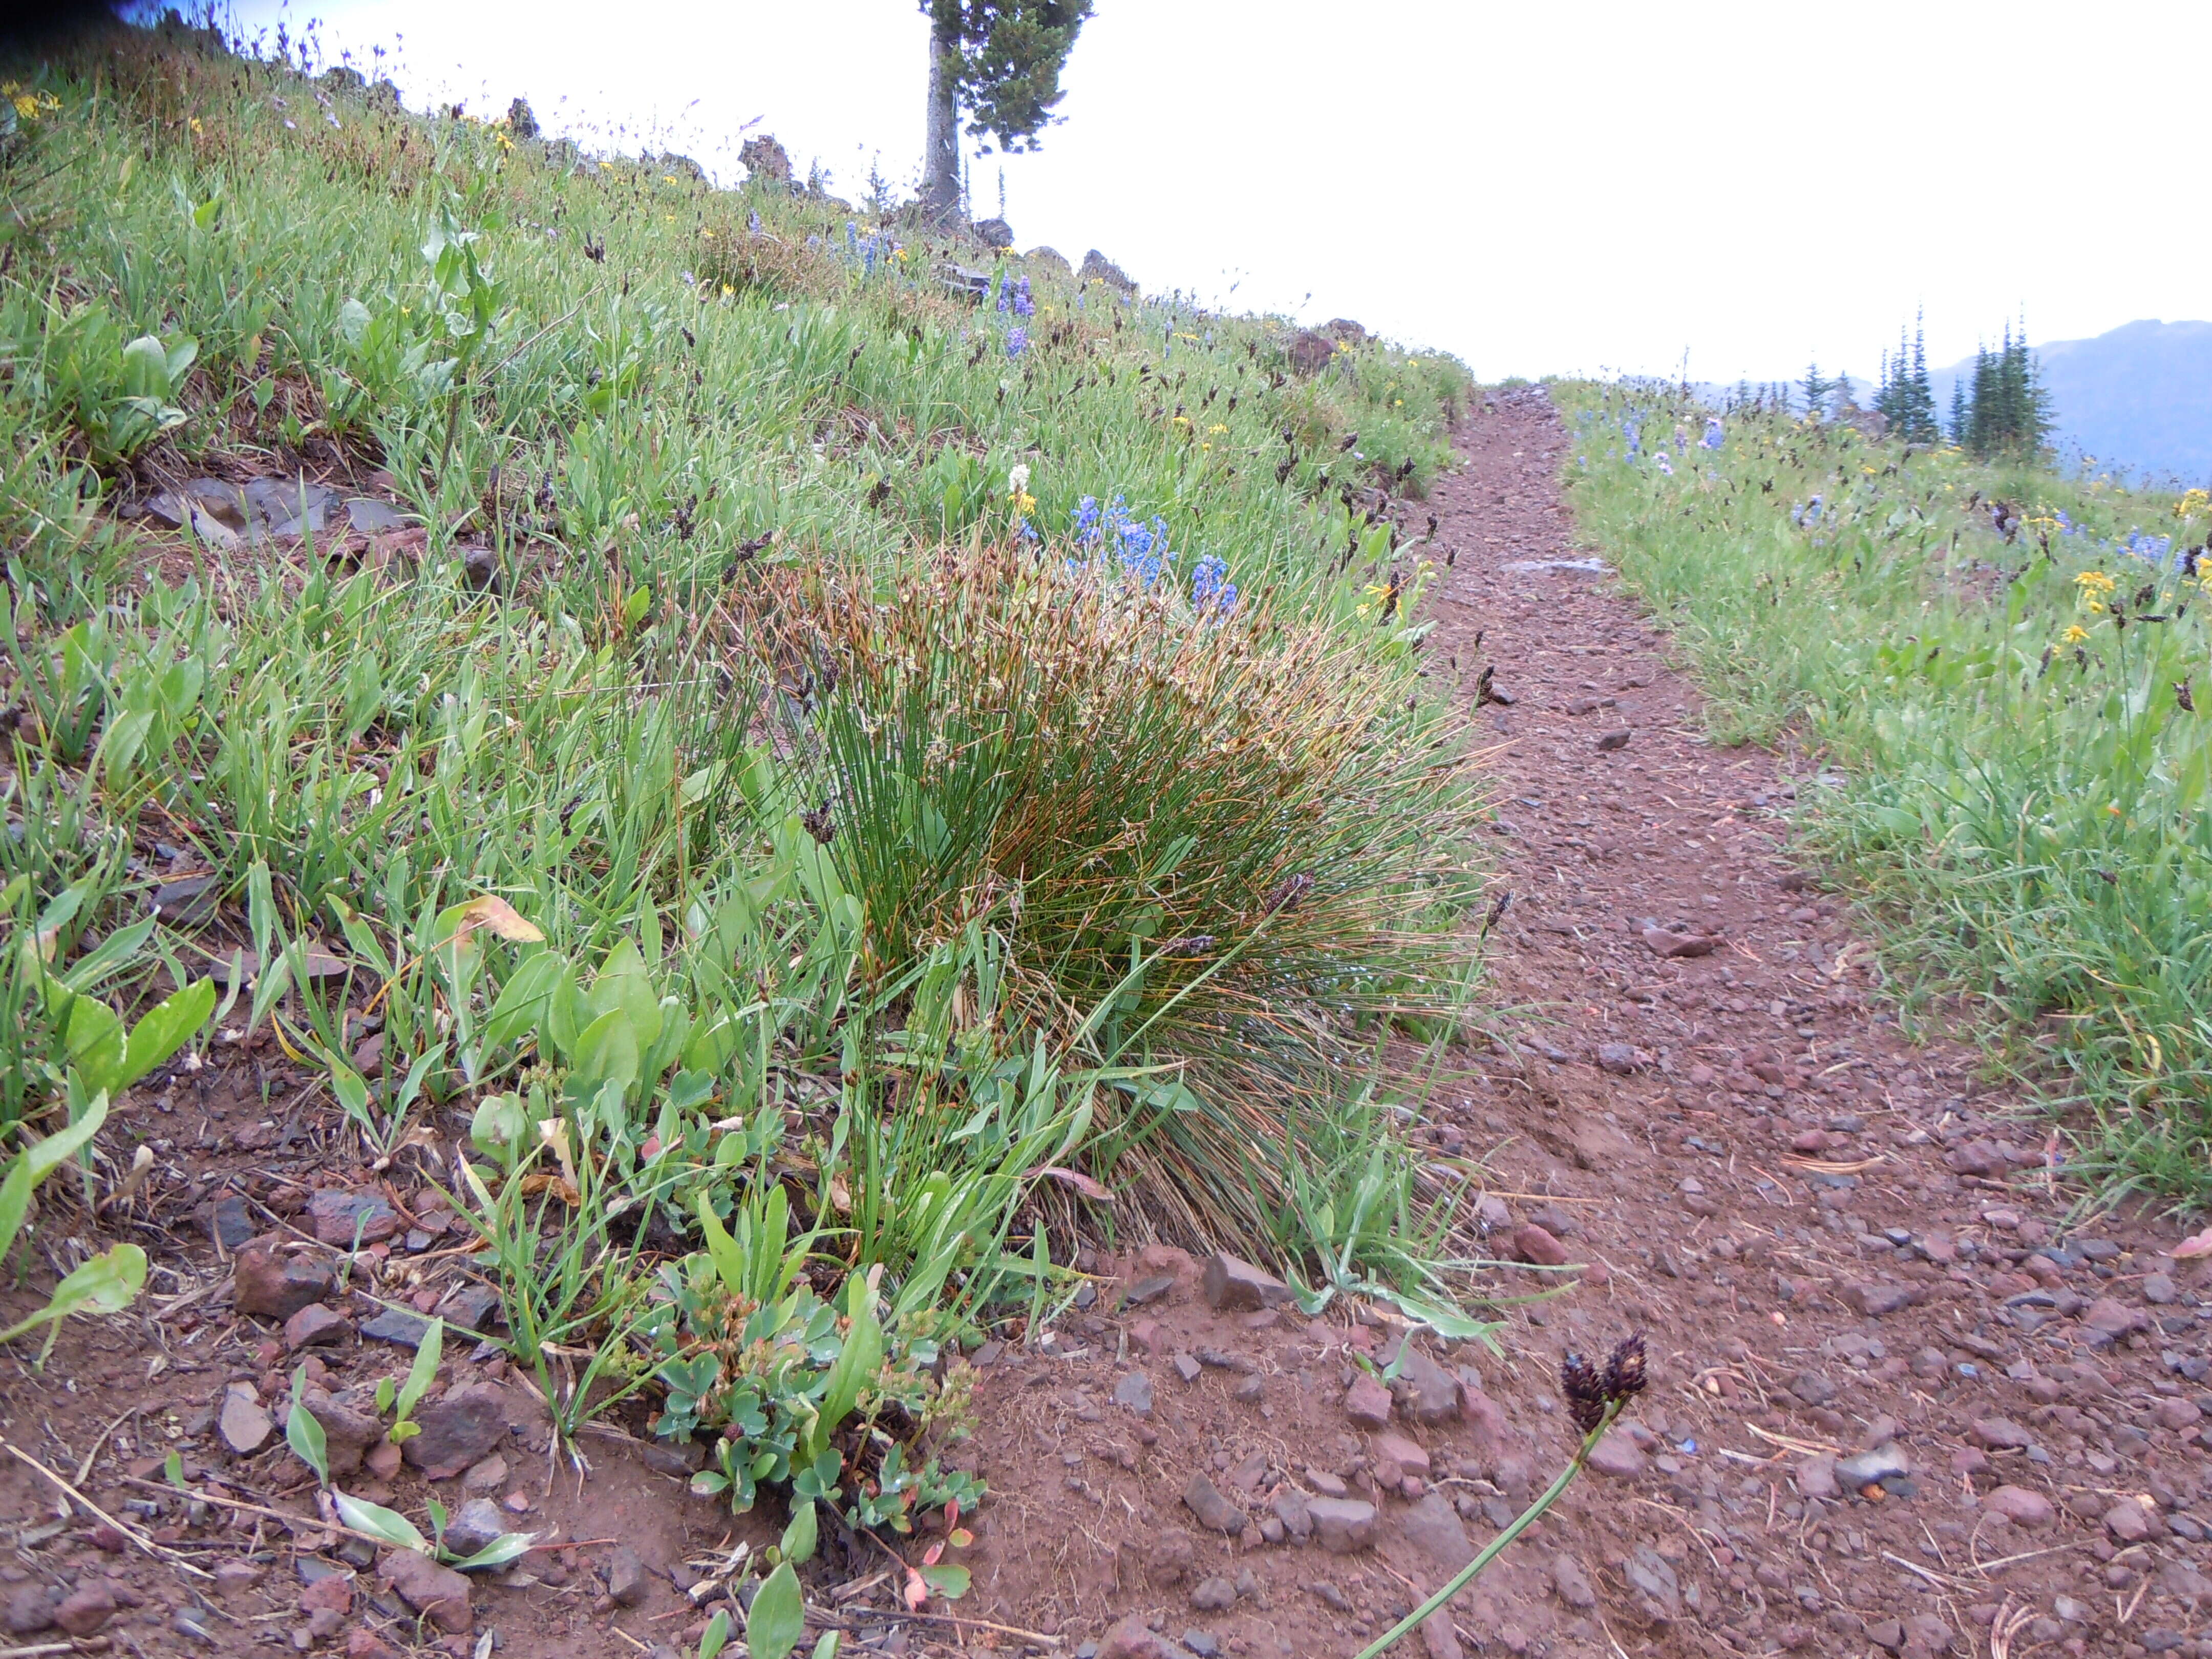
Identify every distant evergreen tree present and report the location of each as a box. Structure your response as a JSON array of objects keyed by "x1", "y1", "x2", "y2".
[
  {"x1": 1961, "y1": 320, "x2": 2053, "y2": 460},
  {"x1": 1901, "y1": 312, "x2": 1939, "y2": 444},
  {"x1": 1948, "y1": 378, "x2": 1969, "y2": 445},
  {"x1": 1799, "y1": 361, "x2": 1833, "y2": 421}
]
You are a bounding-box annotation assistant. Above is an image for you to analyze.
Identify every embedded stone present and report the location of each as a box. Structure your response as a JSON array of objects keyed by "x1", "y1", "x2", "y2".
[
  {"x1": 381, "y1": 1548, "x2": 471, "y2": 1631},
  {"x1": 233, "y1": 1244, "x2": 334, "y2": 1320},
  {"x1": 1182, "y1": 1473, "x2": 1247, "y2": 1535},
  {"x1": 1202, "y1": 1251, "x2": 1289, "y2": 1312},
  {"x1": 1306, "y1": 1498, "x2": 1377, "y2": 1554}
]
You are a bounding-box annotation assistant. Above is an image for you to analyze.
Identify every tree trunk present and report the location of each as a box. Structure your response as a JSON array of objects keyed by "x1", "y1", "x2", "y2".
[{"x1": 921, "y1": 9, "x2": 962, "y2": 222}]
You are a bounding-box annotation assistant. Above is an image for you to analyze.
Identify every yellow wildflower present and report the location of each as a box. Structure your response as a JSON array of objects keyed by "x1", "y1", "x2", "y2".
[
  {"x1": 2062, "y1": 625, "x2": 2089, "y2": 644},
  {"x1": 2073, "y1": 570, "x2": 2116, "y2": 595},
  {"x1": 1206, "y1": 423, "x2": 1227, "y2": 435}
]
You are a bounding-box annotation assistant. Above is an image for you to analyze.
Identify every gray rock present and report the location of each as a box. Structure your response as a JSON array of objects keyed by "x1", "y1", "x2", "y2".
[
  {"x1": 607, "y1": 1543, "x2": 650, "y2": 1606},
  {"x1": 297, "y1": 1386, "x2": 381, "y2": 1475},
  {"x1": 401, "y1": 1382, "x2": 509, "y2": 1478},
  {"x1": 1624, "y1": 1545, "x2": 1681, "y2": 1623},
  {"x1": 1188, "y1": 1576, "x2": 1235, "y2": 1612},
  {"x1": 443, "y1": 1498, "x2": 507, "y2": 1560},
  {"x1": 1172, "y1": 1352, "x2": 1202, "y2": 1384},
  {"x1": 1596, "y1": 1042, "x2": 1640, "y2": 1075},
  {"x1": 1078, "y1": 249, "x2": 1136, "y2": 294},
  {"x1": 1114, "y1": 1371, "x2": 1155, "y2": 1416},
  {"x1": 1587, "y1": 1436, "x2": 1646, "y2": 1478},
  {"x1": 1969, "y1": 1417, "x2": 2032, "y2": 1451},
  {"x1": 360, "y1": 1307, "x2": 434, "y2": 1348},
  {"x1": 1182, "y1": 1473, "x2": 1246, "y2": 1535},
  {"x1": 1305, "y1": 1498, "x2": 1376, "y2": 1554},
  {"x1": 1271, "y1": 1489, "x2": 1312, "y2": 1541},
  {"x1": 1391, "y1": 1343, "x2": 1461, "y2": 1425},
  {"x1": 1796, "y1": 1456, "x2": 1838, "y2": 1500},
  {"x1": 1023, "y1": 246, "x2": 1072, "y2": 276},
  {"x1": 381, "y1": 1547, "x2": 471, "y2": 1632},
  {"x1": 1788, "y1": 1370, "x2": 1837, "y2": 1406},
  {"x1": 1285, "y1": 331, "x2": 1335, "y2": 377},
  {"x1": 4, "y1": 1584, "x2": 57, "y2": 1634},
  {"x1": 152, "y1": 874, "x2": 221, "y2": 928},
  {"x1": 344, "y1": 497, "x2": 410, "y2": 534},
  {"x1": 284, "y1": 1303, "x2": 350, "y2": 1349},
  {"x1": 1398, "y1": 1491, "x2": 1473, "y2": 1571},
  {"x1": 219, "y1": 1385, "x2": 272, "y2": 1455},
  {"x1": 1202, "y1": 1251, "x2": 1289, "y2": 1311},
  {"x1": 306, "y1": 1189, "x2": 398, "y2": 1247},
  {"x1": 738, "y1": 134, "x2": 791, "y2": 182},
  {"x1": 463, "y1": 1453, "x2": 509, "y2": 1494},
  {"x1": 211, "y1": 1195, "x2": 256, "y2": 1250},
  {"x1": 1552, "y1": 1554, "x2": 1597, "y2": 1610},
  {"x1": 233, "y1": 1244, "x2": 333, "y2": 1320},
  {"x1": 1843, "y1": 1282, "x2": 1917, "y2": 1317},
  {"x1": 1834, "y1": 1443, "x2": 1910, "y2": 1488},
  {"x1": 972, "y1": 217, "x2": 1013, "y2": 249}
]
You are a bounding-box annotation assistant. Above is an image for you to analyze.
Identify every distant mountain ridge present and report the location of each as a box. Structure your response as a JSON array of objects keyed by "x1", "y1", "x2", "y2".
[{"x1": 1931, "y1": 319, "x2": 2212, "y2": 485}]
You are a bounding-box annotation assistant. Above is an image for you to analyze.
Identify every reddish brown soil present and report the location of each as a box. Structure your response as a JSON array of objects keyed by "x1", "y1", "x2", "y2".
[{"x1": 7, "y1": 389, "x2": 2211, "y2": 1659}]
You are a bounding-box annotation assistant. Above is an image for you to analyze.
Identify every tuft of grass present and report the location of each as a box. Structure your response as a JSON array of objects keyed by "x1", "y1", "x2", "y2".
[
  {"x1": 742, "y1": 538, "x2": 1483, "y2": 1242},
  {"x1": 1562, "y1": 381, "x2": 2212, "y2": 1207}
]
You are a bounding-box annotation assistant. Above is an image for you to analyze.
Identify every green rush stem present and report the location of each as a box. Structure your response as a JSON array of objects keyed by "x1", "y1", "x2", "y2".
[{"x1": 1349, "y1": 1407, "x2": 1616, "y2": 1659}]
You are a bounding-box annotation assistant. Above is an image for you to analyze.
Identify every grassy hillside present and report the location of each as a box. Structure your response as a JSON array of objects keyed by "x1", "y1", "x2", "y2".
[
  {"x1": 1563, "y1": 387, "x2": 2212, "y2": 1205},
  {"x1": 0, "y1": 18, "x2": 1488, "y2": 1504}
]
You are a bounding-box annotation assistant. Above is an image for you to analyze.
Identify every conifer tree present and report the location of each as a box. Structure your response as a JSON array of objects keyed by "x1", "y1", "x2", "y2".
[
  {"x1": 920, "y1": 1, "x2": 1094, "y2": 222},
  {"x1": 1948, "y1": 379, "x2": 1969, "y2": 445},
  {"x1": 1799, "y1": 362, "x2": 1833, "y2": 421}
]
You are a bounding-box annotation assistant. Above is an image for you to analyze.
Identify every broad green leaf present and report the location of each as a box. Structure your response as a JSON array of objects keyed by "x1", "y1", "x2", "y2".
[
  {"x1": 584, "y1": 939, "x2": 661, "y2": 1048},
  {"x1": 120, "y1": 334, "x2": 171, "y2": 399},
  {"x1": 745, "y1": 1561, "x2": 805, "y2": 1659},
  {"x1": 0, "y1": 1095, "x2": 108, "y2": 1259},
  {"x1": 287, "y1": 1366, "x2": 329, "y2": 1486},
  {"x1": 0, "y1": 1243, "x2": 146, "y2": 1360},
  {"x1": 481, "y1": 950, "x2": 567, "y2": 1053},
  {"x1": 56, "y1": 990, "x2": 127, "y2": 1097},
  {"x1": 780, "y1": 1499, "x2": 818, "y2": 1564},
  {"x1": 918, "y1": 1563, "x2": 970, "y2": 1600},
  {"x1": 569, "y1": 1007, "x2": 639, "y2": 1095},
  {"x1": 338, "y1": 297, "x2": 372, "y2": 347},
  {"x1": 119, "y1": 976, "x2": 215, "y2": 1092},
  {"x1": 448, "y1": 1530, "x2": 534, "y2": 1570},
  {"x1": 394, "y1": 1316, "x2": 444, "y2": 1429},
  {"x1": 811, "y1": 1633, "x2": 841, "y2": 1659},
  {"x1": 698, "y1": 1609, "x2": 732, "y2": 1659},
  {"x1": 696, "y1": 1192, "x2": 751, "y2": 1303},
  {"x1": 333, "y1": 1491, "x2": 427, "y2": 1553}
]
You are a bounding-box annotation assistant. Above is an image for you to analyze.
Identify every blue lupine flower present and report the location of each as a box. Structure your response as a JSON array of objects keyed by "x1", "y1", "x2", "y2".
[
  {"x1": 1701, "y1": 418, "x2": 1724, "y2": 450},
  {"x1": 846, "y1": 221, "x2": 857, "y2": 252},
  {"x1": 1656, "y1": 455, "x2": 1674, "y2": 476},
  {"x1": 1072, "y1": 496, "x2": 1102, "y2": 542},
  {"x1": 995, "y1": 275, "x2": 1009, "y2": 312},
  {"x1": 1006, "y1": 327, "x2": 1029, "y2": 358},
  {"x1": 1192, "y1": 553, "x2": 1237, "y2": 614},
  {"x1": 1013, "y1": 277, "x2": 1034, "y2": 318},
  {"x1": 748, "y1": 209, "x2": 761, "y2": 236}
]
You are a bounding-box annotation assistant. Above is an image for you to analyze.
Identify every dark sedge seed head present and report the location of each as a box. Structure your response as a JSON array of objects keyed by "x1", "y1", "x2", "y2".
[
  {"x1": 1560, "y1": 1351, "x2": 1606, "y2": 1435},
  {"x1": 1603, "y1": 1333, "x2": 1648, "y2": 1405}
]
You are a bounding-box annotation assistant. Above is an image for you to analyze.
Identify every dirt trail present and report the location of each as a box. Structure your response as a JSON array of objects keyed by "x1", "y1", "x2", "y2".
[
  {"x1": 7, "y1": 392, "x2": 2212, "y2": 1659},
  {"x1": 1385, "y1": 386, "x2": 2212, "y2": 1658}
]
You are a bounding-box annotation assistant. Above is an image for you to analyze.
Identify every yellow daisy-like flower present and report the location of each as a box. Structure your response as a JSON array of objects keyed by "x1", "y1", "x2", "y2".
[
  {"x1": 2062, "y1": 625, "x2": 2089, "y2": 644},
  {"x1": 1014, "y1": 491, "x2": 1036, "y2": 515},
  {"x1": 2073, "y1": 570, "x2": 2116, "y2": 595}
]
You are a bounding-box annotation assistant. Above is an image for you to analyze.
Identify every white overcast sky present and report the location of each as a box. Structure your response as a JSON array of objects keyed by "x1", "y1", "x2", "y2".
[{"x1": 224, "y1": 0, "x2": 2212, "y2": 384}]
